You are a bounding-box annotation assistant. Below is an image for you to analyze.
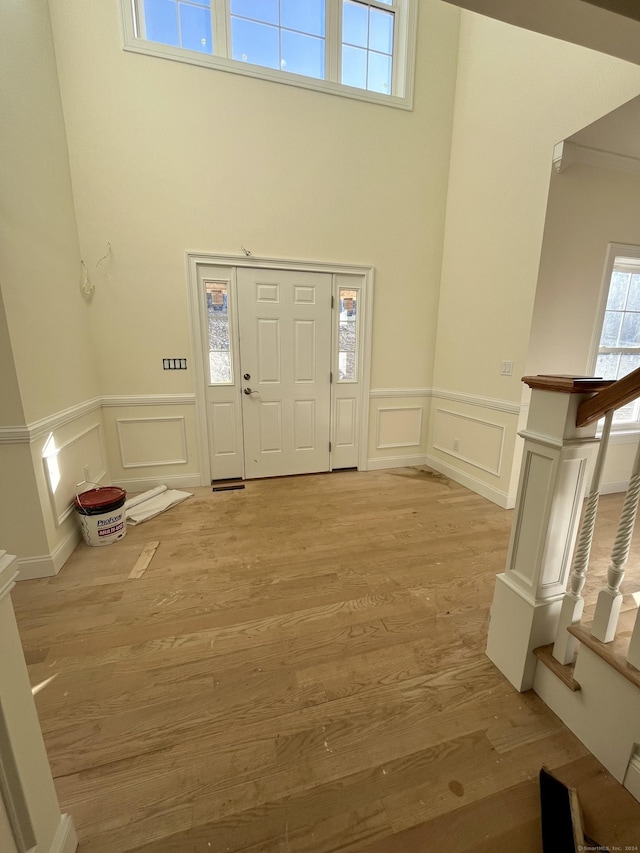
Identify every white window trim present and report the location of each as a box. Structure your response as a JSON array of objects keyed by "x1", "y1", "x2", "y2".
[
  {"x1": 590, "y1": 242, "x2": 640, "y2": 432},
  {"x1": 120, "y1": 0, "x2": 417, "y2": 110}
]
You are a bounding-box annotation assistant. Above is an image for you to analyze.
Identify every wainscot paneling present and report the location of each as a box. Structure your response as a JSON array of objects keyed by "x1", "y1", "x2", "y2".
[
  {"x1": 432, "y1": 408, "x2": 505, "y2": 476},
  {"x1": 43, "y1": 422, "x2": 106, "y2": 527},
  {"x1": 376, "y1": 406, "x2": 423, "y2": 450},
  {"x1": 117, "y1": 417, "x2": 188, "y2": 468}
]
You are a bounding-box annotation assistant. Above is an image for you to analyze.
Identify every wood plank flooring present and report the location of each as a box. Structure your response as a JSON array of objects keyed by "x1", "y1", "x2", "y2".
[{"x1": 9, "y1": 468, "x2": 640, "y2": 852}]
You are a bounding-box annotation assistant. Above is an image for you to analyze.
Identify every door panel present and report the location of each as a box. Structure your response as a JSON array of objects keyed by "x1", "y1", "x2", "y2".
[
  {"x1": 294, "y1": 321, "x2": 316, "y2": 381},
  {"x1": 257, "y1": 319, "x2": 280, "y2": 382},
  {"x1": 294, "y1": 399, "x2": 316, "y2": 449},
  {"x1": 238, "y1": 268, "x2": 331, "y2": 479},
  {"x1": 211, "y1": 402, "x2": 238, "y2": 456},
  {"x1": 258, "y1": 401, "x2": 282, "y2": 453}
]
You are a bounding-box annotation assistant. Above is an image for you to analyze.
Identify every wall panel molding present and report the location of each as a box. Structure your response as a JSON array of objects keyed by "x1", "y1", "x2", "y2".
[
  {"x1": 433, "y1": 408, "x2": 505, "y2": 477},
  {"x1": 42, "y1": 422, "x2": 107, "y2": 527},
  {"x1": 376, "y1": 406, "x2": 423, "y2": 449},
  {"x1": 117, "y1": 417, "x2": 188, "y2": 468}
]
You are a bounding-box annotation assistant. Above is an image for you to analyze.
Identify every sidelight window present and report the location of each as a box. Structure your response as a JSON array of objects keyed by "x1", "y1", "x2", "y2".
[
  {"x1": 206, "y1": 280, "x2": 233, "y2": 384},
  {"x1": 338, "y1": 288, "x2": 358, "y2": 381}
]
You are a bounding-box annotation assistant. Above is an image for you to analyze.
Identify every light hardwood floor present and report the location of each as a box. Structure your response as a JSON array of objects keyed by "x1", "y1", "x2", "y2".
[{"x1": 10, "y1": 468, "x2": 640, "y2": 852}]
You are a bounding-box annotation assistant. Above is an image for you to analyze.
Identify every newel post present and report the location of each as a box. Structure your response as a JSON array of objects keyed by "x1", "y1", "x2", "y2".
[{"x1": 486, "y1": 376, "x2": 610, "y2": 691}]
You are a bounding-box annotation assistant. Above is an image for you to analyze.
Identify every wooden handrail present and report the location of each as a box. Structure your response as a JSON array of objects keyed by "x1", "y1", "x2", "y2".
[
  {"x1": 576, "y1": 365, "x2": 640, "y2": 427},
  {"x1": 523, "y1": 375, "x2": 613, "y2": 394}
]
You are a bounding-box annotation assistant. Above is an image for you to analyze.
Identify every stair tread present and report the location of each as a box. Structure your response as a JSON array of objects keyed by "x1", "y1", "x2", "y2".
[
  {"x1": 533, "y1": 644, "x2": 581, "y2": 691},
  {"x1": 568, "y1": 609, "x2": 640, "y2": 691}
]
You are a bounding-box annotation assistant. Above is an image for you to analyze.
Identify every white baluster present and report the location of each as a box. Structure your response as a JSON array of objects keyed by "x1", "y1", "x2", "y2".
[
  {"x1": 553, "y1": 411, "x2": 613, "y2": 664},
  {"x1": 591, "y1": 437, "x2": 640, "y2": 643}
]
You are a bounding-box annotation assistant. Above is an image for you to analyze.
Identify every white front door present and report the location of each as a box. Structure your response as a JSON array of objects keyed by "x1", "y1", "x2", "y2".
[{"x1": 237, "y1": 268, "x2": 331, "y2": 478}]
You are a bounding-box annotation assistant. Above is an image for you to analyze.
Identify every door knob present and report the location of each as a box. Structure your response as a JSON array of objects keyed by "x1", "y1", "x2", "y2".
[{"x1": 244, "y1": 387, "x2": 258, "y2": 395}]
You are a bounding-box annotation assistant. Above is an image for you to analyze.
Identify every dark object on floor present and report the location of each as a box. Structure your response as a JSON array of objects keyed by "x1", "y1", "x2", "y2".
[
  {"x1": 212, "y1": 484, "x2": 245, "y2": 492},
  {"x1": 539, "y1": 766, "x2": 607, "y2": 852}
]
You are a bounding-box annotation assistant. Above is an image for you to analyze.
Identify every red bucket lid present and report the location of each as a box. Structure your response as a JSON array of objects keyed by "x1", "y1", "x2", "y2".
[{"x1": 74, "y1": 486, "x2": 126, "y2": 510}]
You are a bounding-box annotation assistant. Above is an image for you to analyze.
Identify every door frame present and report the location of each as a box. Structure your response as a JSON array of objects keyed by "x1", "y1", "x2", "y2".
[{"x1": 186, "y1": 252, "x2": 374, "y2": 486}]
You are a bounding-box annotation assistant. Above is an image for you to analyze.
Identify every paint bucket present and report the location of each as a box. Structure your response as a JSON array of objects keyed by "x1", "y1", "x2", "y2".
[{"x1": 74, "y1": 486, "x2": 127, "y2": 547}]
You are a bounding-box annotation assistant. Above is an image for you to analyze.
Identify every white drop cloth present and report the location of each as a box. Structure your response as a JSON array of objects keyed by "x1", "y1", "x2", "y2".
[{"x1": 124, "y1": 485, "x2": 192, "y2": 525}]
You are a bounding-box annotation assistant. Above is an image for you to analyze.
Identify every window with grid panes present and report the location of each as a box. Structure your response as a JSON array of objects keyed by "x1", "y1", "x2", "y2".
[
  {"x1": 122, "y1": 0, "x2": 417, "y2": 108},
  {"x1": 595, "y1": 253, "x2": 640, "y2": 425}
]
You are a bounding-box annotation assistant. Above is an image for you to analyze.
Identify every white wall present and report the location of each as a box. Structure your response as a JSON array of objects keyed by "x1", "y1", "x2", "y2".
[
  {"x1": 528, "y1": 160, "x2": 640, "y2": 493},
  {"x1": 46, "y1": 0, "x2": 461, "y2": 474},
  {"x1": 528, "y1": 163, "x2": 640, "y2": 375},
  {"x1": 0, "y1": 0, "x2": 101, "y2": 570},
  {"x1": 0, "y1": 290, "x2": 24, "y2": 428},
  {"x1": 0, "y1": 0, "x2": 99, "y2": 424},
  {"x1": 427, "y1": 11, "x2": 640, "y2": 506}
]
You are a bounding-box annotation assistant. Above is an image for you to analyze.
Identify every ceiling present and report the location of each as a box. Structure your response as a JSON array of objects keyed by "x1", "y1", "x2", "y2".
[{"x1": 444, "y1": 0, "x2": 640, "y2": 66}]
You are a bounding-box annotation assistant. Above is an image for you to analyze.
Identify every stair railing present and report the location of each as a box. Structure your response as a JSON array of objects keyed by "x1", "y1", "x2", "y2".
[{"x1": 551, "y1": 366, "x2": 640, "y2": 669}]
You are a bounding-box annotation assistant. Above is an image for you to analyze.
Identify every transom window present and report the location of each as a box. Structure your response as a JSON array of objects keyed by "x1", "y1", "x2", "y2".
[
  {"x1": 594, "y1": 249, "x2": 640, "y2": 425},
  {"x1": 122, "y1": 0, "x2": 416, "y2": 108}
]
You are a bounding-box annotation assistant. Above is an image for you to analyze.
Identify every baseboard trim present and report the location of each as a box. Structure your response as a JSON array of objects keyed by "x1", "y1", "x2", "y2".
[
  {"x1": 366, "y1": 454, "x2": 428, "y2": 471},
  {"x1": 425, "y1": 454, "x2": 511, "y2": 508},
  {"x1": 49, "y1": 813, "x2": 78, "y2": 853},
  {"x1": 15, "y1": 555, "x2": 57, "y2": 582},
  {"x1": 600, "y1": 480, "x2": 628, "y2": 495},
  {"x1": 115, "y1": 473, "x2": 202, "y2": 493},
  {"x1": 15, "y1": 527, "x2": 82, "y2": 582},
  {"x1": 52, "y1": 526, "x2": 82, "y2": 572}
]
